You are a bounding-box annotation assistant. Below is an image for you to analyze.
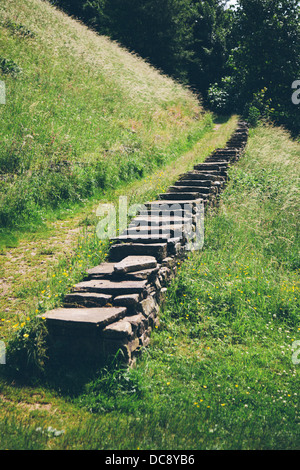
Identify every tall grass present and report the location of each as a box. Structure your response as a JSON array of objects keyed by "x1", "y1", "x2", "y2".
[{"x1": 0, "y1": 0, "x2": 210, "y2": 231}]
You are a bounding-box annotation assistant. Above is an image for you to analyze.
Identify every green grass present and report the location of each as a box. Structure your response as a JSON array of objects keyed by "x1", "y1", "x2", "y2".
[
  {"x1": 0, "y1": 0, "x2": 211, "y2": 235},
  {"x1": 0, "y1": 123, "x2": 299, "y2": 450}
]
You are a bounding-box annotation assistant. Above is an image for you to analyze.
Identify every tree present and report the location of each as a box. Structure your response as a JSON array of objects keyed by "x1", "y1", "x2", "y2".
[
  {"x1": 188, "y1": 0, "x2": 230, "y2": 97},
  {"x1": 209, "y1": 0, "x2": 300, "y2": 134},
  {"x1": 93, "y1": 0, "x2": 196, "y2": 83}
]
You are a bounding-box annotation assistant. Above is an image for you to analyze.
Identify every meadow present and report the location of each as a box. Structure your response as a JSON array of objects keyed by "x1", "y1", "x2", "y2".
[{"x1": 0, "y1": 123, "x2": 299, "y2": 450}]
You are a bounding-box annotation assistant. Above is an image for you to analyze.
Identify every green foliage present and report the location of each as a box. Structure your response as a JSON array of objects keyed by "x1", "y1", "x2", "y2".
[
  {"x1": 207, "y1": 76, "x2": 233, "y2": 113},
  {"x1": 225, "y1": 0, "x2": 300, "y2": 134},
  {"x1": 77, "y1": 366, "x2": 146, "y2": 413},
  {"x1": 2, "y1": 18, "x2": 36, "y2": 38},
  {"x1": 6, "y1": 317, "x2": 48, "y2": 377},
  {"x1": 0, "y1": 57, "x2": 22, "y2": 77},
  {"x1": 243, "y1": 87, "x2": 274, "y2": 127}
]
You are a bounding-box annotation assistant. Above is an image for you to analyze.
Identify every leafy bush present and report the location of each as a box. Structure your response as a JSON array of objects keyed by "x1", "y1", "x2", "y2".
[
  {"x1": 243, "y1": 88, "x2": 275, "y2": 127},
  {"x1": 245, "y1": 106, "x2": 261, "y2": 127},
  {"x1": 207, "y1": 83, "x2": 230, "y2": 113},
  {"x1": 6, "y1": 317, "x2": 48, "y2": 377},
  {"x1": 3, "y1": 18, "x2": 36, "y2": 38},
  {"x1": 0, "y1": 57, "x2": 22, "y2": 77}
]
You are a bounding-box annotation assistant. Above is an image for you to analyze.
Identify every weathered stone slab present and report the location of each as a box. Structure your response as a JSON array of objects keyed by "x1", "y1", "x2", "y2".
[
  {"x1": 139, "y1": 295, "x2": 159, "y2": 317},
  {"x1": 144, "y1": 201, "x2": 201, "y2": 218},
  {"x1": 101, "y1": 337, "x2": 140, "y2": 364},
  {"x1": 179, "y1": 172, "x2": 218, "y2": 181},
  {"x1": 122, "y1": 313, "x2": 147, "y2": 336},
  {"x1": 41, "y1": 307, "x2": 127, "y2": 330},
  {"x1": 86, "y1": 263, "x2": 115, "y2": 278},
  {"x1": 169, "y1": 186, "x2": 212, "y2": 194},
  {"x1": 113, "y1": 293, "x2": 141, "y2": 307},
  {"x1": 122, "y1": 266, "x2": 160, "y2": 281},
  {"x1": 73, "y1": 279, "x2": 148, "y2": 295},
  {"x1": 159, "y1": 192, "x2": 201, "y2": 201},
  {"x1": 128, "y1": 216, "x2": 188, "y2": 227},
  {"x1": 194, "y1": 163, "x2": 228, "y2": 171},
  {"x1": 102, "y1": 320, "x2": 133, "y2": 339},
  {"x1": 114, "y1": 235, "x2": 173, "y2": 244},
  {"x1": 109, "y1": 242, "x2": 168, "y2": 262},
  {"x1": 123, "y1": 227, "x2": 186, "y2": 237},
  {"x1": 63, "y1": 292, "x2": 112, "y2": 308},
  {"x1": 114, "y1": 255, "x2": 157, "y2": 274},
  {"x1": 174, "y1": 180, "x2": 213, "y2": 187}
]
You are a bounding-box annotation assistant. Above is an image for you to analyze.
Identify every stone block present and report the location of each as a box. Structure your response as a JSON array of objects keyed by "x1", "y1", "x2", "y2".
[
  {"x1": 113, "y1": 293, "x2": 141, "y2": 308},
  {"x1": 109, "y1": 242, "x2": 168, "y2": 263},
  {"x1": 102, "y1": 320, "x2": 133, "y2": 339},
  {"x1": 41, "y1": 307, "x2": 127, "y2": 334},
  {"x1": 63, "y1": 292, "x2": 112, "y2": 308},
  {"x1": 114, "y1": 255, "x2": 157, "y2": 274},
  {"x1": 139, "y1": 295, "x2": 159, "y2": 317},
  {"x1": 86, "y1": 263, "x2": 115, "y2": 278},
  {"x1": 122, "y1": 313, "x2": 147, "y2": 336},
  {"x1": 73, "y1": 279, "x2": 148, "y2": 295}
]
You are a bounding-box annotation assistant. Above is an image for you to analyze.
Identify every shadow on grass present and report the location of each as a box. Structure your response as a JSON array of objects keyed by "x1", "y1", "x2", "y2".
[
  {"x1": 0, "y1": 342, "x2": 129, "y2": 400},
  {"x1": 212, "y1": 114, "x2": 234, "y2": 125}
]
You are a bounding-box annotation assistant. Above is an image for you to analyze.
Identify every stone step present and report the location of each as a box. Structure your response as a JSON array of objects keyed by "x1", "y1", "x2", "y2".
[
  {"x1": 63, "y1": 292, "x2": 112, "y2": 308},
  {"x1": 113, "y1": 235, "x2": 177, "y2": 243},
  {"x1": 109, "y1": 242, "x2": 168, "y2": 262},
  {"x1": 73, "y1": 278, "x2": 148, "y2": 296},
  {"x1": 193, "y1": 169, "x2": 228, "y2": 178},
  {"x1": 122, "y1": 228, "x2": 188, "y2": 239},
  {"x1": 178, "y1": 172, "x2": 219, "y2": 182},
  {"x1": 169, "y1": 180, "x2": 214, "y2": 194},
  {"x1": 169, "y1": 186, "x2": 212, "y2": 195},
  {"x1": 128, "y1": 215, "x2": 189, "y2": 227},
  {"x1": 88, "y1": 263, "x2": 160, "y2": 282},
  {"x1": 205, "y1": 155, "x2": 231, "y2": 161},
  {"x1": 214, "y1": 148, "x2": 240, "y2": 154},
  {"x1": 41, "y1": 306, "x2": 128, "y2": 332},
  {"x1": 194, "y1": 162, "x2": 229, "y2": 171},
  {"x1": 191, "y1": 170, "x2": 228, "y2": 179},
  {"x1": 114, "y1": 256, "x2": 157, "y2": 274},
  {"x1": 138, "y1": 211, "x2": 194, "y2": 220},
  {"x1": 120, "y1": 267, "x2": 160, "y2": 282},
  {"x1": 86, "y1": 263, "x2": 115, "y2": 278},
  {"x1": 174, "y1": 179, "x2": 213, "y2": 187},
  {"x1": 144, "y1": 199, "x2": 202, "y2": 212},
  {"x1": 159, "y1": 192, "x2": 201, "y2": 201}
]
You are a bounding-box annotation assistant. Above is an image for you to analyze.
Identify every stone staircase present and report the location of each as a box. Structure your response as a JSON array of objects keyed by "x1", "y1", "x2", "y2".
[{"x1": 41, "y1": 121, "x2": 249, "y2": 366}]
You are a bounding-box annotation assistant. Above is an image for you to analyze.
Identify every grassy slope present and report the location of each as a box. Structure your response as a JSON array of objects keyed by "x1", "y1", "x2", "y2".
[
  {"x1": 0, "y1": 0, "x2": 211, "y2": 234},
  {"x1": 0, "y1": 124, "x2": 299, "y2": 450}
]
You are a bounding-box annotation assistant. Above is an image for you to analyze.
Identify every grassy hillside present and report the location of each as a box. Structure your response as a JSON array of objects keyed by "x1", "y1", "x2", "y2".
[
  {"x1": 0, "y1": 123, "x2": 299, "y2": 450},
  {"x1": 0, "y1": 0, "x2": 212, "y2": 233}
]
